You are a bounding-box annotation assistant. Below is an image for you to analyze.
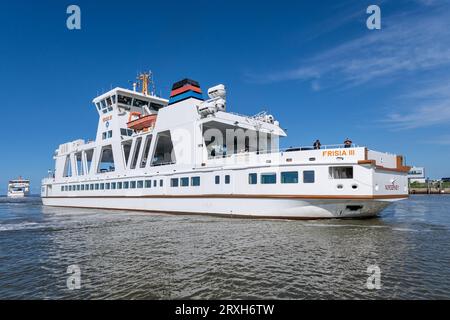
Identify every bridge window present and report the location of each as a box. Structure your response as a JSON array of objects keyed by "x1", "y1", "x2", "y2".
[
  {"x1": 261, "y1": 173, "x2": 276, "y2": 184},
  {"x1": 191, "y1": 177, "x2": 200, "y2": 186},
  {"x1": 329, "y1": 167, "x2": 353, "y2": 179},
  {"x1": 140, "y1": 135, "x2": 153, "y2": 168},
  {"x1": 281, "y1": 171, "x2": 298, "y2": 184},
  {"x1": 133, "y1": 98, "x2": 147, "y2": 108},
  {"x1": 118, "y1": 95, "x2": 132, "y2": 106},
  {"x1": 181, "y1": 177, "x2": 189, "y2": 187},
  {"x1": 130, "y1": 137, "x2": 142, "y2": 169},
  {"x1": 97, "y1": 145, "x2": 115, "y2": 173},
  {"x1": 303, "y1": 171, "x2": 315, "y2": 183},
  {"x1": 151, "y1": 131, "x2": 176, "y2": 166},
  {"x1": 248, "y1": 173, "x2": 257, "y2": 184}
]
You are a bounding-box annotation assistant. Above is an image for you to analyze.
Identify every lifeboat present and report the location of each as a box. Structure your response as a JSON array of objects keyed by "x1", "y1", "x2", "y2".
[{"x1": 127, "y1": 114, "x2": 157, "y2": 131}]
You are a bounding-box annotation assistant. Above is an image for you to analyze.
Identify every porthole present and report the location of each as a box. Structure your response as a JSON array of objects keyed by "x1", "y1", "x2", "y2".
[
  {"x1": 337, "y1": 184, "x2": 344, "y2": 190},
  {"x1": 352, "y1": 184, "x2": 358, "y2": 190}
]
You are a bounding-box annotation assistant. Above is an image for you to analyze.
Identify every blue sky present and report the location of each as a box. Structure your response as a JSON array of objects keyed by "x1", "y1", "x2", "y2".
[{"x1": 0, "y1": 0, "x2": 449, "y2": 193}]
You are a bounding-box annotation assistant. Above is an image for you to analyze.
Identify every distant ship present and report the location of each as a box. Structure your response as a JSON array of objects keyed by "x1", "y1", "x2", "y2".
[
  {"x1": 8, "y1": 177, "x2": 30, "y2": 198},
  {"x1": 41, "y1": 73, "x2": 410, "y2": 219}
]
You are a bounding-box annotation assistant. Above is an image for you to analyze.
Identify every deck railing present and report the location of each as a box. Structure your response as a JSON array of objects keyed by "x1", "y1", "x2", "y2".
[{"x1": 208, "y1": 144, "x2": 359, "y2": 159}]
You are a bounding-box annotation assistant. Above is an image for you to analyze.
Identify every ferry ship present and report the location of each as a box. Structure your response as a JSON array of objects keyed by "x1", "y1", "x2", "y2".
[
  {"x1": 8, "y1": 177, "x2": 30, "y2": 198},
  {"x1": 41, "y1": 73, "x2": 410, "y2": 219}
]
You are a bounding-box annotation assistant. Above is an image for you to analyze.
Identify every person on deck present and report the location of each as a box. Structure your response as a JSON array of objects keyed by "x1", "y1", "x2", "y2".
[
  {"x1": 313, "y1": 139, "x2": 321, "y2": 150},
  {"x1": 344, "y1": 138, "x2": 352, "y2": 148}
]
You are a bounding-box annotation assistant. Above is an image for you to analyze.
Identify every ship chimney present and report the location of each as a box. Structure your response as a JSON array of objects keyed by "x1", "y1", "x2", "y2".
[{"x1": 168, "y1": 78, "x2": 204, "y2": 105}]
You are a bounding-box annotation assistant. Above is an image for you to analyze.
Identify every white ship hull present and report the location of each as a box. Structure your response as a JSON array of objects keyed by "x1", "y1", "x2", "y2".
[
  {"x1": 7, "y1": 191, "x2": 26, "y2": 198},
  {"x1": 41, "y1": 196, "x2": 394, "y2": 219}
]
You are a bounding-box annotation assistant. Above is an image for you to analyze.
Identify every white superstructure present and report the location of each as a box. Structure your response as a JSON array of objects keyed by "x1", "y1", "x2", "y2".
[
  {"x1": 41, "y1": 75, "x2": 410, "y2": 219},
  {"x1": 8, "y1": 177, "x2": 30, "y2": 198}
]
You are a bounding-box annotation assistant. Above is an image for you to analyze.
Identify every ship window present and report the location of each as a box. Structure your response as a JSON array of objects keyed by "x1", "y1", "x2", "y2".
[
  {"x1": 303, "y1": 171, "x2": 315, "y2": 183},
  {"x1": 96, "y1": 102, "x2": 101, "y2": 110},
  {"x1": 154, "y1": 180, "x2": 157, "y2": 187},
  {"x1": 133, "y1": 99, "x2": 147, "y2": 108},
  {"x1": 122, "y1": 140, "x2": 132, "y2": 167},
  {"x1": 151, "y1": 131, "x2": 176, "y2": 166},
  {"x1": 63, "y1": 155, "x2": 72, "y2": 177},
  {"x1": 123, "y1": 181, "x2": 129, "y2": 189},
  {"x1": 111, "y1": 95, "x2": 116, "y2": 104},
  {"x1": 118, "y1": 95, "x2": 132, "y2": 105},
  {"x1": 137, "y1": 180, "x2": 144, "y2": 188},
  {"x1": 80, "y1": 185, "x2": 84, "y2": 191},
  {"x1": 102, "y1": 108, "x2": 108, "y2": 114},
  {"x1": 171, "y1": 178, "x2": 179, "y2": 187},
  {"x1": 111, "y1": 182, "x2": 116, "y2": 189},
  {"x1": 85, "y1": 149, "x2": 94, "y2": 174},
  {"x1": 107, "y1": 130, "x2": 113, "y2": 138},
  {"x1": 130, "y1": 138, "x2": 142, "y2": 169},
  {"x1": 225, "y1": 175, "x2": 230, "y2": 184},
  {"x1": 101, "y1": 100, "x2": 107, "y2": 108},
  {"x1": 191, "y1": 177, "x2": 200, "y2": 186},
  {"x1": 261, "y1": 173, "x2": 276, "y2": 184},
  {"x1": 98, "y1": 145, "x2": 115, "y2": 173},
  {"x1": 75, "y1": 152, "x2": 83, "y2": 176},
  {"x1": 130, "y1": 181, "x2": 136, "y2": 189},
  {"x1": 140, "y1": 135, "x2": 153, "y2": 168},
  {"x1": 281, "y1": 171, "x2": 299, "y2": 184},
  {"x1": 100, "y1": 183, "x2": 104, "y2": 190},
  {"x1": 181, "y1": 177, "x2": 189, "y2": 187},
  {"x1": 77, "y1": 185, "x2": 81, "y2": 191},
  {"x1": 248, "y1": 173, "x2": 257, "y2": 185},
  {"x1": 160, "y1": 179, "x2": 163, "y2": 187},
  {"x1": 65, "y1": 185, "x2": 68, "y2": 191},
  {"x1": 68, "y1": 185, "x2": 72, "y2": 191},
  {"x1": 89, "y1": 184, "x2": 94, "y2": 190},
  {"x1": 95, "y1": 184, "x2": 99, "y2": 190},
  {"x1": 106, "y1": 183, "x2": 110, "y2": 190},
  {"x1": 329, "y1": 167, "x2": 353, "y2": 179},
  {"x1": 145, "y1": 180, "x2": 152, "y2": 188},
  {"x1": 215, "y1": 175, "x2": 220, "y2": 184},
  {"x1": 61, "y1": 186, "x2": 64, "y2": 192},
  {"x1": 102, "y1": 132, "x2": 107, "y2": 140},
  {"x1": 106, "y1": 97, "x2": 112, "y2": 106},
  {"x1": 117, "y1": 182, "x2": 122, "y2": 189}
]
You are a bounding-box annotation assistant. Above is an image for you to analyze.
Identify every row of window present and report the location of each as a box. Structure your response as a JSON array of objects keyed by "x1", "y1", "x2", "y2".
[
  {"x1": 170, "y1": 176, "x2": 201, "y2": 187},
  {"x1": 248, "y1": 171, "x2": 315, "y2": 185},
  {"x1": 61, "y1": 179, "x2": 164, "y2": 192}
]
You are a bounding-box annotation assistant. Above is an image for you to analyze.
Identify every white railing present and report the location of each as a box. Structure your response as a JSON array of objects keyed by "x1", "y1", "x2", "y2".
[{"x1": 208, "y1": 144, "x2": 359, "y2": 160}]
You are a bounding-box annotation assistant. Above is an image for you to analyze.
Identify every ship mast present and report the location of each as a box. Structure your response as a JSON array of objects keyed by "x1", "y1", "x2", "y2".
[{"x1": 136, "y1": 71, "x2": 156, "y2": 96}]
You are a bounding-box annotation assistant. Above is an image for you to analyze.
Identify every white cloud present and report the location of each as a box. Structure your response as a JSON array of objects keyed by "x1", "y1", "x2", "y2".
[{"x1": 247, "y1": 3, "x2": 450, "y2": 130}]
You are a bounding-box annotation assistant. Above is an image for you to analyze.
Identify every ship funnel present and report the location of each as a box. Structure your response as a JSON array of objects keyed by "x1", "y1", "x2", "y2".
[{"x1": 168, "y1": 78, "x2": 204, "y2": 105}]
